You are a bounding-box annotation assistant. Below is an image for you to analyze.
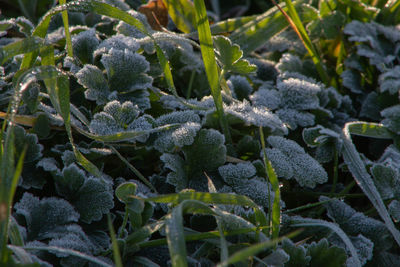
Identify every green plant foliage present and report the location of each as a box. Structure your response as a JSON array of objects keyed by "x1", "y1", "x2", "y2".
[{"x1": 2, "y1": 0, "x2": 400, "y2": 265}]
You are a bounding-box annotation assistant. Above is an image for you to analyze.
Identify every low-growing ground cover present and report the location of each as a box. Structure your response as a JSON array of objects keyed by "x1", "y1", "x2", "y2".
[{"x1": 0, "y1": 0, "x2": 400, "y2": 266}]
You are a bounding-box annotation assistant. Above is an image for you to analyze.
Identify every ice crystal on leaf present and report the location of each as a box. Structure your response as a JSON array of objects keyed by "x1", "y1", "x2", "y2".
[
  {"x1": 76, "y1": 64, "x2": 111, "y2": 105},
  {"x1": 250, "y1": 86, "x2": 281, "y2": 110},
  {"x1": 371, "y1": 163, "x2": 400, "y2": 200},
  {"x1": 265, "y1": 136, "x2": 328, "y2": 188},
  {"x1": 276, "y1": 108, "x2": 315, "y2": 130}
]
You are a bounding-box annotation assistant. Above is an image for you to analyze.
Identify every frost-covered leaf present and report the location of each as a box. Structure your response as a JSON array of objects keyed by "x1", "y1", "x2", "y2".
[
  {"x1": 14, "y1": 125, "x2": 43, "y2": 163},
  {"x1": 234, "y1": 177, "x2": 275, "y2": 208},
  {"x1": 389, "y1": 200, "x2": 400, "y2": 222},
  {"x1": 227, "y1": 75, "x2": 253, "y2": 101},
  {"x1": 54, "y1": 164, "x2": 114, "y2": 223},
  {"x1": 281, "y1": 238, "x2": 311, "y2": 267},
  {"x1": 101, "y1": 48, "x2": 153, "y2": 92},
  {"x1": 161, "y1": 153, "x2": 188, "y2": 191},
  {"x1": 256, "y1": 248, "x2": 289, "y2": 267},
  {"x1": 344, "y1": 21, "x2": 400, "y2": 70},
  {"x1": 276, "y1": 108, "x2": 315, "y2": 130},
  {"x1": 72, "y1": 29, "x2": 100, "y2": 65},
  {"x1": 265, "y1": 148, "x2": 293, "y2": 179},
  {"x1": 116, "y1": 10, "x2": 153, "y2": 39},
  {"x1": 306, "y1": 238, "x2": 347, "y2": 267},
  {"x1": 218, "y1": 162, "x2": 256, "y2": 186},
  {"x1": 89, "y1": 100, "x2": 154, "y2": 142},
  {"x1": 76, "y1": 64, "x2": 111, "y2": 105},
  {"x1": 381, "y1": 105, "x2": 400, "y2": 134},
  {"x1": 153, "y1": 111, "x2": 201, "y2": 152},
  {"x1": 371, "y1": 164, "x2": 400, "y2": 200},
  {"x1": 321, "y1": 196, "x2": 393, "y2": 251},
  {"x1": 265, "y1": 136, "x2": 328, "y2": 188},
  {"x1": 14, "y1": 193, "x2": 79, "y2": 241},
  {"x1": 93, "y1": 34, "x2": 140, "y2": 59},
  {"x1": 341, "y1": 69, "x2": 363, "y2": 94},
  {"x1": 277, "y1": 77, "x2": 322, "y2": 110},
  {"x1": 223, "y1": 99, "x2": 287, "y2": 135},
  {"x1": 250, "y1": 86, "x2": 281, "y2": 110},
  {"x1": 379, "y1": 66, "x2": 400, "y2": 94},
  {"x1": 214, "y1": 36, "x2": 257, "y2": 74},
  {"x1": 247, "y1": 58, "x2": 278, "y2": 82}
]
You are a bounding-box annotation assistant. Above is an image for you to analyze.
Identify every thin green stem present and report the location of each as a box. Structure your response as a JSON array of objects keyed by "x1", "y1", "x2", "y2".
[
  {"x1": 59, "y1": 0, "x2": 73, "y2": 57},
  {"x1": 186, "y1": 70, "x2": 196, "y2": 99}
]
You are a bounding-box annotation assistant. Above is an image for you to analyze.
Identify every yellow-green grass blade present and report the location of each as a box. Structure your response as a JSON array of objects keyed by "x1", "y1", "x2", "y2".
[
  {"x1": 277, "y1": 0, "x2": 329, "y2": 85},
  {"x1": 259, "y1": 127, "x2": 280, "y2": 240},
  {"x1": 0, "y1": 37, "x2": 44, "y2": 65},
  {"x1": 163, "y1": 0, "x2": 196, "y2": 33},
  {"x1": 59, "y1": 0, "x2": 73, "y2": 57},
  {"x1": 194, "y1": 0, "x2": 231, "y2": 142},
  {"x1": 216, "y1": 230, "x2": 301, "y2": 267},
  {"x1": 107, "y1": 214, "x2": 123, "y2": 267}
]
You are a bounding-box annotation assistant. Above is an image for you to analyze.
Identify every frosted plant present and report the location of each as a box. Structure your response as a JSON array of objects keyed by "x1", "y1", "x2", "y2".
[
  {"x1": 371, "y1": 163, "x2": 400, "y2": 200},
  {"x1": 160, "y1": 129, "x2": 226, "y2": 191},
  {"x1": 76, "y1": 47, "x2": 152, "y2": 108},
  {"x1": 321, "y1": 196, "x2": 393, "y2": 251},
  {"x1": 93, "y1": 34, "x2": 140, "y2": 59},
  {"x1": 379, "y1": 66, "x2": 400, "y2": 95},
  {"x1": 89, "y1": 100, "x2": 153, "y2": 142},
  {"x1": 223, "y1": 99, "x2": 288, "y2": 135},
  {"x1": 381, "y1": 104, "x2": 400, "y2": 134},
  {"x1": 277, "y1": 77, "x2": 321, "y2": 110},
  {"x1": 250, "y1": 84, "x2": 281, "y2": 110},
  {"x1": 276, "y1": 108, "x2": 315, "y2": 130},
  {"x1": 344, "y1": 21, "x2": 400, "y2": 71},
  {"x1": 265, "y1": 136, "x2": 328, "y2": 188},
  {"x1": 152, "y1": 110, "x2": 201, "y2": 152},
  {"x1": 218, "y1": 162, "x2": 257, "y2": 186},
  {"x1": 71, "y1": 29, "x2": 100, "y2": 65},
  {"x1": 116, "y1": 10, "x2": 153, "y2": 39},
  {"x1": 227, "y1": 75, "x2": 253, "y2": 100}
]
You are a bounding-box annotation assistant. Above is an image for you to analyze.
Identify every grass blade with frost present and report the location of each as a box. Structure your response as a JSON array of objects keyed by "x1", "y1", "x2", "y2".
[
  {"x1": 194, "y1": 0, "x2": 231, "y2": 142},
  {"x1": 0, "y1": 37, "x2": 43, "y2": 65},
  {"x1": 342, "y1": 122, "x2": 400, "y2": 246},
  {"x1": 20, "y1": 245, "x2": 113, "y2": 267}
]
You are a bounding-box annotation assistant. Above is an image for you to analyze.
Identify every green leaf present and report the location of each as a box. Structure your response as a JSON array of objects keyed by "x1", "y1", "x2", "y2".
[
  {"x1": 115, "y1": 182, "x2": 138, "y2": 204},
  {"x1": 213, "y1": 36, "x2": 256, "y2": 75},
  {"x1": 281, "y1": 238, "x2": 311, "y2": 267},
  {"x1": 163, "y1": 0, "x2": 196, "y2": 33}
]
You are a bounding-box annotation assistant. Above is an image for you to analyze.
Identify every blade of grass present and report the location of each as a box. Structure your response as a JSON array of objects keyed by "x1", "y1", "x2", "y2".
[
  {"x1": 193, "y1": 0, "x2": 231, "y2": 143},
  {"x1": 0, "y1": 37, "x2": 44, "y2": 65},
  {"x1": 166, "y1": 200, "x2": 217, "y2": 267},
  {"x1": 273, "y1": 0, "x2": 329, "y2": 85},
  {"x1": 342, "y1": 122, "x2": 400, "y2": 246},
  {"x1": 216, "y1": 230, "x2": 301, "y2": 267},
  {"x1": 59, "y1": 0, "x2": 73, "y2": 57},
  {"x1": 108, "y1": 145, "x2": 157, "y2": 192},
  {"x1": 107, "y1": 214, "x2": 123, "y2": 267},
  {"x1": 163, "y1": 0, "x2": 196, "y2": 33},
  {"x1": 138, "y1": 225, "x2": 270, "y2": 248},
  {"x1": 259, "y1": 127, "x2": 280, "y2": 240},
  {"x1": 20, "y1": 245, "x2": 113, "y2": 267},
  {"x1": 346, "y1": 121, "x2": 393, "y2": 139}
]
